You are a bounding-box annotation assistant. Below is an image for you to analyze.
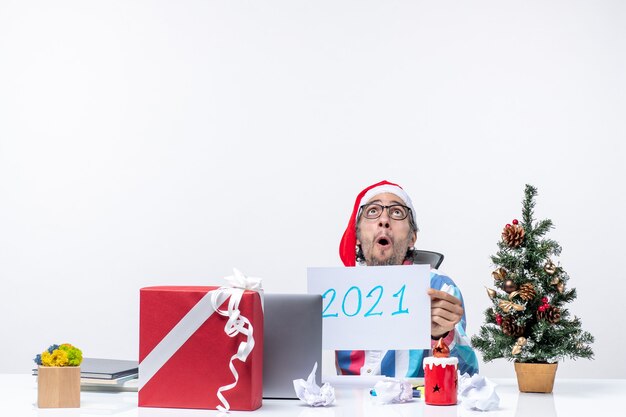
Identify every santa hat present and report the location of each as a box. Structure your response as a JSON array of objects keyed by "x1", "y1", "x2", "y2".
[{"x1": 339, "y1": 180, "x2": 416, "y2": 267}]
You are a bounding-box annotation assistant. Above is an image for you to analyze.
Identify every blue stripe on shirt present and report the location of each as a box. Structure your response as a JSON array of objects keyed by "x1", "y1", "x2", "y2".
[
  {"x1": 381, "y1": 350, "x2": 395, "y2": 376},
  {"x1": 408, "y1": 349, "x2": 426, "y2": 377}
]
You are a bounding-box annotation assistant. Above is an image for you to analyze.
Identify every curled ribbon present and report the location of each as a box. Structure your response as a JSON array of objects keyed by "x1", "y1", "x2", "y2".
[{"x1": 210, "y1": 269, "x2": 263, "y2": 412}]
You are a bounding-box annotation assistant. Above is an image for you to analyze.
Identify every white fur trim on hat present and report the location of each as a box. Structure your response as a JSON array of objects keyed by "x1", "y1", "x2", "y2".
[{"x1": 357, "y1": 184, "x2": 415, "y2": 222}]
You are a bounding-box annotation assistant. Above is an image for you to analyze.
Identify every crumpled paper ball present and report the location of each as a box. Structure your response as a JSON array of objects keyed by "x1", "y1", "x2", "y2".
[
  {"x1": 458, "y1": 373, "x2": 500, "y2": 411},
  {"x1": 372, "y1": 377, "x2": 413, "y2": 404},
  {"x1": 293, "y1": 363, "x2": 335, "y2": 407}
]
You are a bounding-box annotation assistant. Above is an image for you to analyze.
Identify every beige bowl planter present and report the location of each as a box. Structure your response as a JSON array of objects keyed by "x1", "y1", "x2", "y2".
[
  {"x1": 37, "y1": 366, "x2": 81, "y2": 408},
  {"x1": 514, "y1": 362, "x2": 558, "y2": 393}
]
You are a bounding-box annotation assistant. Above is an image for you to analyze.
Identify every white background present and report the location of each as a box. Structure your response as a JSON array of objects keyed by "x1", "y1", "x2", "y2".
[{"x1": 1, "y1": 0, "x2": 624, "y2": 379}]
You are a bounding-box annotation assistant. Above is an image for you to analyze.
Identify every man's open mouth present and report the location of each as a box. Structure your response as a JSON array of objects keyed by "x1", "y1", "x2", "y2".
[{"x1": 376, "y1": 237, "x2": 391, "y2": 246}]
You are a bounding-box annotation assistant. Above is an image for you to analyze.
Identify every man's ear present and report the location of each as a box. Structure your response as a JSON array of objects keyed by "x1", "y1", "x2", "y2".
[{"x1": 410, "y1": 232, "x2": 417, "y2": 247}]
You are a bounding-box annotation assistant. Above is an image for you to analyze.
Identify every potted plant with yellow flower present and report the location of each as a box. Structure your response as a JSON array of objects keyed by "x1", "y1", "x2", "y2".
[{"x1": 34, "y1": 343, "x2": 83, "y2": 408}]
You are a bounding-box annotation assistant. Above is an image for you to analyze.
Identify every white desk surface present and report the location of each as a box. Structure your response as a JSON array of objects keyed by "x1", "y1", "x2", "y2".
[{"x1": 1, "y1": 374, "x2": 624, "y2": 417}]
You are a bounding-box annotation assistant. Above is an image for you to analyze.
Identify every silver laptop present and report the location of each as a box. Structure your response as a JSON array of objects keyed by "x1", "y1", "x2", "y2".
[{"x1": 263, "y1": 293, "x2": 322, "y2": 399}]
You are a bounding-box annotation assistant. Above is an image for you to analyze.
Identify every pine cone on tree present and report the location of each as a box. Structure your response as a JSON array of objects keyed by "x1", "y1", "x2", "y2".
[
  {"x1": 517, "y1": 283, "x2": 536, "y2": 301},
  {"x1": 537, "y1": 306, "x2": 561, "y2": 323},
  {"x1": 501, "y1": 317, "x2": 525, "y2": 336},
  {"x1": 502, "y1": 223, "x2": 525, "y2": 247}
]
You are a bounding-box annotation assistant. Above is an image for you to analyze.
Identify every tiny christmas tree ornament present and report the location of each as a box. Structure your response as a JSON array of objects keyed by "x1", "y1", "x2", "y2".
[
  {"x1": 471, "y1": 185, "x2": 594, "y2": 394},
  {"x1": 544, "y1": 260, "x2": 557, "y2": 275},
  {"x1": 511, "y1": 337, "x2": 527, "y2": 355},
  {"x1": 507, "y1": 290, "x2": 520, "y2": 300},
  {"x1": 503, "y1": 279, "x2": 518, "y2": 293},
  {"x1": 498, "y1": 300, "x2": 525, "y2": 313},
  {"x1": 556, "y1": 281, "x2": 565, "y2": 293},
  {"x1": 492, "y1": 267, "x2": 507, "y2": 281}
]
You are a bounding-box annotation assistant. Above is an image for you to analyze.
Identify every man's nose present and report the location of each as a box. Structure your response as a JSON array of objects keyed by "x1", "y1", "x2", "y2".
[{"x1": 378, "y1": 210, "x2": 390, "y2": 228}]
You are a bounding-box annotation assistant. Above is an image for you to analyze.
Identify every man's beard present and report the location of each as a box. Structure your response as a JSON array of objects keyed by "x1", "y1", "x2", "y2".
[
  {"x1": 359, "y1": 234, "x2": 412, "y2": 266},
  {"x1": 366, "y1": 254, "x2": 406, "y2": 266}
]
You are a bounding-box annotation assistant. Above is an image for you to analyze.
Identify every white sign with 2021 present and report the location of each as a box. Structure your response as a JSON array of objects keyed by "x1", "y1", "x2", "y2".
[{"x1": 307, "y1": 264, "x2": 431, "y2": 350}]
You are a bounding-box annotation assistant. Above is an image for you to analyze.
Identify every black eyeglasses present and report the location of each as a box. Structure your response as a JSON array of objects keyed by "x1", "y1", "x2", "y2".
[{"x1": 359, "y1": 203, "x2": 411, "y2": 221}]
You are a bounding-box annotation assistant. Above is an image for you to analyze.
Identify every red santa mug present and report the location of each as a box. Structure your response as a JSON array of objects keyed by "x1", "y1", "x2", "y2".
[{"x1": 423, "y1": 356, "x2": 458, "y2": 406}]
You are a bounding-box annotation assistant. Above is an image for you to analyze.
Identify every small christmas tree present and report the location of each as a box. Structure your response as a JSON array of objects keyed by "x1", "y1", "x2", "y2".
[{"x1": 472, "y1": 185, "x2": 594, "y2": 364}]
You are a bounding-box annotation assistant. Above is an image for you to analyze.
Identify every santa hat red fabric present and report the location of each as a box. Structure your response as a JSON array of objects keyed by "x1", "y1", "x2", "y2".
[{"x1": 339, "y1": 180, "x2": 415, "y2": 267}]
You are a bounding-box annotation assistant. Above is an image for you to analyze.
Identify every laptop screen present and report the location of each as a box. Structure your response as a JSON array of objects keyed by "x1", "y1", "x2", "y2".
[{"x1": 262, "y1": 293, "x2": 322, "y2": 399}]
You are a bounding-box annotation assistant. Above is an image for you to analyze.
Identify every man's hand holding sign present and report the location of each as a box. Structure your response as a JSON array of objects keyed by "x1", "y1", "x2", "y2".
[{"x1": 428, "y1": 288, "x2": 464, "y2": 339}]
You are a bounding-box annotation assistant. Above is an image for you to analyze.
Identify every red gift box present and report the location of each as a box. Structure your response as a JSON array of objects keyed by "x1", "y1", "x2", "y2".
[{"x1": 139, "y1": 286, "x2": 263, "y2": 411}]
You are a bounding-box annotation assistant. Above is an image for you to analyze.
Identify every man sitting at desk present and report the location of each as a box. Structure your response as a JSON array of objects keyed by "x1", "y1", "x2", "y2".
[{"x1": 337, "y1": 180, "x2": 479, "y2": 377}]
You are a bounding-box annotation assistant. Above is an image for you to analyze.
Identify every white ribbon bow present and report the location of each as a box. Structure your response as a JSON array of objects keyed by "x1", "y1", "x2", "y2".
[
  {"x1": 223, "y1": 268, "x2": 263, "y2": 292},
  {"x1": 210, "y1": 269, "x2": 263, "y2": 412}
]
